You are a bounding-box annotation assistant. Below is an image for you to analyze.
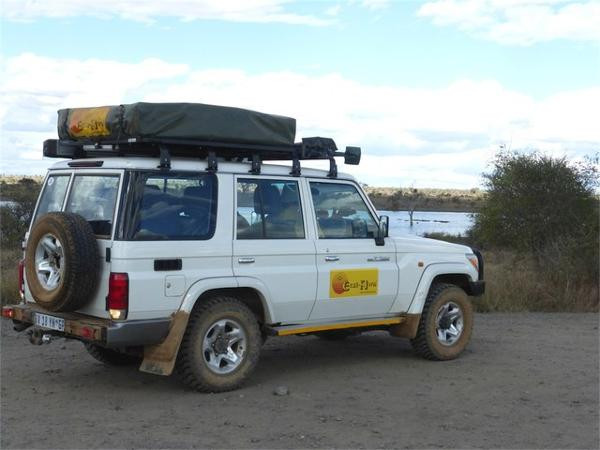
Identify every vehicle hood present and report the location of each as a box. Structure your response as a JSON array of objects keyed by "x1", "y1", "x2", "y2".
[{"x1": 391, "y1": 235, "x2": 472, "y2": 254}]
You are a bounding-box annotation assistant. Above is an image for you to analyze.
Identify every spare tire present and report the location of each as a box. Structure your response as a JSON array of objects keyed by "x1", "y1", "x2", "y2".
[{"x1": 25, "y1": 212, "x2": 100, "y2": 312}]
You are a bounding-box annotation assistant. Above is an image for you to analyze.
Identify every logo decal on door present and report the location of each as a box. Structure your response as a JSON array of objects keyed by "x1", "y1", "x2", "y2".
[{"x1": 330, "y1": 269, "x2": 378, "y2": 298}]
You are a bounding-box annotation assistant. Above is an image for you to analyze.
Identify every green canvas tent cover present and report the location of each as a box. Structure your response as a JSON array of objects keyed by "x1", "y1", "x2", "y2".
[{"x1": 57, "y1": 102, "x2": 296, "y2": 146}]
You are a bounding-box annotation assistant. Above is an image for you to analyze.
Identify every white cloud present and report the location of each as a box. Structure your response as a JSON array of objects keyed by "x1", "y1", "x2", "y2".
[
  {"x1": 418, "y1": 0, "x2": 600, "y2": 45},
  {"x1": 361, "y1": 0, "x2": 392, "y2": 10},
  {"x1": 1, "y1": 0, "x2": 330, "y2": 26},
  {"x1": 1, "y1": 53, "x2": 598, "y2": 187}
]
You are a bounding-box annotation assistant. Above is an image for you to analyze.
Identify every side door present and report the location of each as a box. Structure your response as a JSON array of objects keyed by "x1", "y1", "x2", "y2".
[
  {"x1": 233, "y1": 176, "x2": 317, "y2": 324},
  {"x1": 307, "y1": 180, "x2": 398, "y2": 321}
]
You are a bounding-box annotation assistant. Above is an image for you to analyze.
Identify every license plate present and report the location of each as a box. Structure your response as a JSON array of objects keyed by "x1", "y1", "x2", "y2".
[{"x1": 34, "y1": 313, "x2": 65, "y2": 332}]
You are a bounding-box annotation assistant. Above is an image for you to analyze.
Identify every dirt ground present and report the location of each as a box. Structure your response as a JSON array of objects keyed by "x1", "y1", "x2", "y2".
[{"x1": 1, "y1": 313, "x2": 598, "y2": 449}]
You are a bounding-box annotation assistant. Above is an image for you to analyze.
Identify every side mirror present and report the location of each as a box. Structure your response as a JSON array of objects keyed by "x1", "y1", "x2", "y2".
[{"x1": 375, "y1": 215, "x2": 389, "y2": 246}]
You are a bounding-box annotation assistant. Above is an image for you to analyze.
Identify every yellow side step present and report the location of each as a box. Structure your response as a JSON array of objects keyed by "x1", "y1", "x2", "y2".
[{"x1": 274, "y1": 317, "x2": 405, "y2": 336}]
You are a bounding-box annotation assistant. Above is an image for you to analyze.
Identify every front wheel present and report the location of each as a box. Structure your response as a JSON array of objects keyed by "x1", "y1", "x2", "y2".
[
  {"x1": 411, "y1": 283, "x2": 473, "y2": 360},
  {"x1": 176, "y1": 296, "x2": 261, "y2": 392}
]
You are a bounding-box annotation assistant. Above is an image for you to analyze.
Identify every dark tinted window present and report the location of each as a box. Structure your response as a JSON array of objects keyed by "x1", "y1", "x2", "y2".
[
  {"x1": 66, "y1": 175, "x2": 120, "y2": 236},
  {"x1": 34, "y1": 175, "x2": 70, "y2": 222},
  {"x1": 310, "y1": 182, "x2": 377, "y2": 238},
  {"x1": 237, "y1": 179, "x2": 304, "y2": 239},
  {"x1": 125, "y1": 172, "x2": 217, "y2": 240}
]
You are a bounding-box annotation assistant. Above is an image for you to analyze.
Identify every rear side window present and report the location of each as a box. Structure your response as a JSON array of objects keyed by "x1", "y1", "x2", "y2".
[
  {"x1": 124, "y1": 172, "x2": 217, "y2": 240},
  {"x1": 236, "y1": 179, "x2": 304, "y2": 239},
  {"x1": 33, "y1": 175, "x2": 70, "y2": 223},
  {"x1": 66, "y1": 175, "x2": 120, "y2": 236}
]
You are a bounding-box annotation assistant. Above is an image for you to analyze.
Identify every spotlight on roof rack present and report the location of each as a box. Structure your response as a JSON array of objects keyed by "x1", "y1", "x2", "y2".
[
  {"x1": 344, "y1": 146, "x2": 361, "y2": 165},
  {"x1": 331, "y1": 146, "x2": 361, "y2": 165}
]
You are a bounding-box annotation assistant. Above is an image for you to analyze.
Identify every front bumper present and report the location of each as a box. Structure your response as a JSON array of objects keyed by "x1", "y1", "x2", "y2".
[{"x1": 2, "y1": 303, "x2": 171, "y2": 348}]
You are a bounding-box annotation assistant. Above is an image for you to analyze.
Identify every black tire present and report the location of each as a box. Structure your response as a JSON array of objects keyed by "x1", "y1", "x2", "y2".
[
  {"x1": 316, "y1": 330, "x2": 358, "y2": 341},
  {"x1": 84, "y1": 343, "x2": 141, "y2": 366},
  {"x1": 176, "y1": 296, "x2": 261, "y2": 393},
  {"x1": 410, "y1": 283, "x2": 473, "y2": 361},
  {"x1": 25, "y1": 212, "x2": 100, "y2": 312}
]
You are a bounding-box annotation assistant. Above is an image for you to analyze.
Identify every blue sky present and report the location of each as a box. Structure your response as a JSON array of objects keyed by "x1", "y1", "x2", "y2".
[{"x1": 1, "y1": 0, "x2": 599, "y2": 187}]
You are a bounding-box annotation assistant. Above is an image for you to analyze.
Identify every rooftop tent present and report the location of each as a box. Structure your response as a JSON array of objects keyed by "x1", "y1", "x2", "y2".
[
  {"x1": 48, "y1": 102, "x2": 360, "y2": 176},
  {"x1": 57, "y1": 102, "x2": 296, "y2": 146}
]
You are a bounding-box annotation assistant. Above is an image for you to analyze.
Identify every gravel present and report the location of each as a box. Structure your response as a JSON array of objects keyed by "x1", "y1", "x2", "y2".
[{"x1": 1, "y1": 313, "x2": 598, "y2": 449}]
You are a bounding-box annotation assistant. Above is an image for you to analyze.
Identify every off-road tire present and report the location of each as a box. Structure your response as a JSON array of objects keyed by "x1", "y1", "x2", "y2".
[
  {"x1": 25, "y1": 212, "x2": 100, "y2": 312},
  {"x1": 411, "y1": 283, "x2": 473, "y2": 360},
  {"x1": 84, "y1": 343, "x2": 141, "y2": 366},
  {"x1": 176, "y1": 296, "x2": 261, "y2": 393}
]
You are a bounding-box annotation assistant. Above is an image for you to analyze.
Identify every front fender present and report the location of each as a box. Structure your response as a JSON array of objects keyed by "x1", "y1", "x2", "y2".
[{"x1": 407, "y1": 262, "x2": 475, "y2": 315}]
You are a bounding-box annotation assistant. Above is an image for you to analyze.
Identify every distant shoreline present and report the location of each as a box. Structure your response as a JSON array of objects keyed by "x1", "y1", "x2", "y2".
[
  {"x1": 364, "y1": 186, "x2": 484, "y2": 213},
  {"x1": 0, "y1": 175, "x2": 483, "y2": 213}
]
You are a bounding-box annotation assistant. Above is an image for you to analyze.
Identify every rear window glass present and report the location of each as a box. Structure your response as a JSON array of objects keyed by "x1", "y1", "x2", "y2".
[
  {"x1": 124, "y1": 172, "x2": 217, "y2": 241},
  {"x1": 66, "y1": 175, "x2": 120, "y2": 236},
  {"x1": 34, "y1": 175, "x2": 70, "y2": 223}
]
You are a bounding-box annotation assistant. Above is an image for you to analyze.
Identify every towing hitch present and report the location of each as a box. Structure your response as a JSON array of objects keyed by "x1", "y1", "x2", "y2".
[{"x1": 28, "y1": 328, "x2": 60, "y2": 345}]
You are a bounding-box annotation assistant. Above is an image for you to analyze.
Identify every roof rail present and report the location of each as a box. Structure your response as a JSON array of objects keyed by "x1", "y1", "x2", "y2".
[{"x1": 42, "y1": 136, "x2": 361, "y2": 177}]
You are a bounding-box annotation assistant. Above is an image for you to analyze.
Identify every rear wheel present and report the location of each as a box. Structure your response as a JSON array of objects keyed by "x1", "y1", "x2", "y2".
[
  {"x1": 176, "y1": 296, "x2": 261, "y2": 392},
  {"x1": 411, "y1": 283, "x2": 473, "y2": 360},
  {"x1": 84, "y1": 343, "x2": 141, "y2": 366}
]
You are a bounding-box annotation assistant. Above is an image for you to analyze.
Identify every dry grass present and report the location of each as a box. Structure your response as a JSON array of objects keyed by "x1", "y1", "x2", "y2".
[
  {"x1": 1, "y1": 248, "x2": 21, "y2": 305},
  {"x1": 477, "y1": 250, "x2": 599, "y2": 313}
]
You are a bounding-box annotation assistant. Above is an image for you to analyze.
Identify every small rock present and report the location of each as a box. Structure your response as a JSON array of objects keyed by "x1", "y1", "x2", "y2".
[
  {"x1": 274, "y1": 386, "x2": 289, "y2": 396},
  {"x1": 335, "y1": 417, "x2": 343, "y2": 422}
]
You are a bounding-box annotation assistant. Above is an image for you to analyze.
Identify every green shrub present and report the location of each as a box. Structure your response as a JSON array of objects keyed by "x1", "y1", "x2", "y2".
[{"x1": 472, "y1": 152, "x2": 599, "y2": 281}]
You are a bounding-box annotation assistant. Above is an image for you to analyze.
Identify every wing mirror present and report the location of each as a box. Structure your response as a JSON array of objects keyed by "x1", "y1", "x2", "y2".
[{"x1": 375, "y1": 215, "x2": 389, "y2": 246}]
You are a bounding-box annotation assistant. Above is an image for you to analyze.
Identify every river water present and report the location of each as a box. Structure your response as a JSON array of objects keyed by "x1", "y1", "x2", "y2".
[{"x1": 380, "y1": 210, "x2": 474, "y2": 237}]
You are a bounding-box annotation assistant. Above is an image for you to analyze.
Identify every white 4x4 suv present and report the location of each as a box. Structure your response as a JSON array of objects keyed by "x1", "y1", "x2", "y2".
[{"x1": 3, "y1": 103, "x2": 484, "y2": 392}]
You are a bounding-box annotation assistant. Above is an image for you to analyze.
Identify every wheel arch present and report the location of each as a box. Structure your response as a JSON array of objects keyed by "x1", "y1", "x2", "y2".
[
  {"x1": 178, "y1": 277, "x2": 274, "y2": 324},
  {"x1": 406, "y1": 263, "x2": 474, "y2": 315}
]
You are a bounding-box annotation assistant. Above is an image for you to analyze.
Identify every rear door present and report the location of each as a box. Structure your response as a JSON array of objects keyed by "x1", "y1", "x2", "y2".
[
  {"x1": 110, "y1": 171, "x2": 225, "y2": 320},
  {"x1": 233, "y1": 176, "x2": 317, "y2": 323},
  {"x1": 26, "y1": 170, "x2": 124, "y2": 318},
  {"x1": 307, "y1": 180, "x2": 398, "y2": 321}
]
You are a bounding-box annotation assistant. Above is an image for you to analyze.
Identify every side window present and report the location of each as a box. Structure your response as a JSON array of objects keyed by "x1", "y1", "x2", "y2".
[
  {"x1": 33, "y1": 175, "x2": 70, "y2": 222},
  {"x1": 126, "y1": 172, "x2": 216, "y2": 240},
  {"x1": 310, "y1": 182, "x2": 378, "y2": 239},
  {"x1": 66, "y1": 175, "x2": 120, "y2": 236},
  {"x1": 236, "y1": 179, "x2": 304, "y2": 239}
]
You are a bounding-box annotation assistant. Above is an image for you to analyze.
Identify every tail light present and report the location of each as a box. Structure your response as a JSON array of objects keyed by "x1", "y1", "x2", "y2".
[
  {"x1": 107, "y1": 273, "x2": 128, "y2": 320},
  {"x1": 18, "y1": 259, "x2": 25, "y2": 299},
  {"x1": 2, "y1": 306, "x2": 14, "y2": 319}
]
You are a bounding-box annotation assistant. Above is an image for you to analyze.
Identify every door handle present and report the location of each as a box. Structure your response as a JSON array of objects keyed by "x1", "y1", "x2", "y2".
[
  {"x1": 325, "y1": 256, "x2": 339, "y2": 262},
  {"x1": 367, "y1": 256, "x2": 390, "y2": 262},
  {"x1": 238, "y1": 257, "x2": 255, "y2": 264}
]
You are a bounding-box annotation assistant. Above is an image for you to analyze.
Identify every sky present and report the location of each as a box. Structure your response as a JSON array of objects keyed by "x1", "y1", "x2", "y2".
[{"x1": 0, "y1": 0, "x2": 598, "y2": 188}]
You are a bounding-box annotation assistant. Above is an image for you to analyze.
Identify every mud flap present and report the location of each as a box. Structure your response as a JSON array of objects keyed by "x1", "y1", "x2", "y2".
[
  {"x1": 388, "y1": 314, "x2": 421, "y2": 339},
  {"x1": 139, "y1": 311, "x2": 189, "y2": 376}
]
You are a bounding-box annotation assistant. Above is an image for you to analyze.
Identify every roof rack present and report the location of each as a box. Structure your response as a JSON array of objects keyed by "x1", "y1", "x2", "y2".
[{"x1": 43, "y1": 136, "x2": 361, "y2": 177}]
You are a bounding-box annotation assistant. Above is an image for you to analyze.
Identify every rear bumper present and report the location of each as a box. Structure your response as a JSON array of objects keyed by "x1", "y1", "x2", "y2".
[
  {"x1": 2, "y1": 303, "x2": 171, "y2": 348},
  {"x1": 468, "y1": 280, "x2": 486, "y2": 296}
]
